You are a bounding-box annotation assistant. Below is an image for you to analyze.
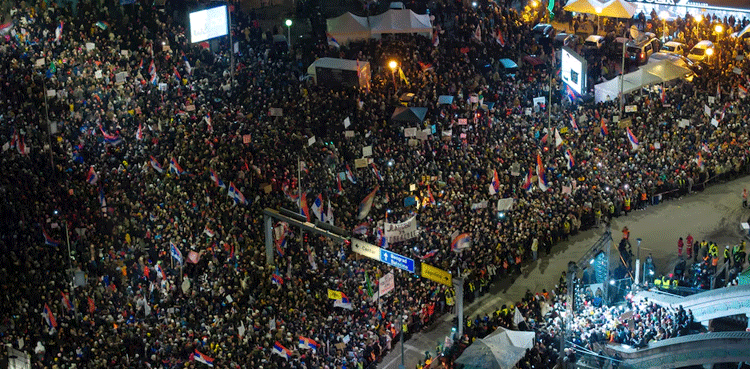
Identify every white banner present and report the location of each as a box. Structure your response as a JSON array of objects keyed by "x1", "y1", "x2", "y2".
[
  {"x1": 496, "y1": 197, "x2": 515, "y2": 211},
  {"x1": 384, "y1": 215, "x2": 419, "y2": 243},
  {"x1": 379, "y1": 272, "x2": 394, "y2": 297},
  {"x1": 471, "y1": 200, "x2": 488, "y2": 210}
]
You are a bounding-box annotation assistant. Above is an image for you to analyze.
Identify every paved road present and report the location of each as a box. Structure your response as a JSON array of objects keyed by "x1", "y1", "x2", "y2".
[{"x1": 379, "y1": 174, "x2": 750, "y2": 369}]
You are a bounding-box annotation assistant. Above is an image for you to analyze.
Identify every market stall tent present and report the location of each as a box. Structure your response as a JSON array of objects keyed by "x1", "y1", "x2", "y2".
[
  {"x1": 599, "y1": 0, "x2": 637, "y2": 18},
  {"x1": 306, "y1": 58, "x2": 371, "y2": 90},
  {"x1": 369, "y1": 9, "x2": 432, "y2": 36},
  {"x1": 326, "y1": 12, "x2": 371, "y2": 46}
]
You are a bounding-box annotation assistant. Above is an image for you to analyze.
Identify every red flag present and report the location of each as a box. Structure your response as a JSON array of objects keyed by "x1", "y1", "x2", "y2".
[{"x1": 88, "y1": 297, "x2": 96, "y2": 313}]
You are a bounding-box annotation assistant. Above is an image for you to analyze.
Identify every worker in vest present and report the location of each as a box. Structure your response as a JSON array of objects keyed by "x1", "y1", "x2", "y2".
[
  {"x1": 608, "y1": 202, "x2": 615, "y2": 222},
  {"x1": 445, "y1": 289, "x2": 454, "y2": 313},
  {"x1": 624, "y1": 196, "x2": 631, "y2": 215},
  {"x1": 686, "y1": 234, "x2": 694, "y2": 259},
  {"x1": 672, "y1": 278, "x2": 678, "y2": 289},
  {"x1": 711, "y1": 254, "x2": 719, "y2": 273},
  {"x1": 724, "y1": 246, "x2": 731, "y2": 266},
  {"x1": 709, "y1": 243, "x2": 718, "y2": 258},
  {"x1": 640, "y1": 191, "x2": 648, "y2": 209},
  {"x1": 654, "y1": 276, "x2": 662, "y2": 290},
  {"x1": 677, "y1": 237, "x2": 684, "y2": 257},
  {"x1": 661, "y1": 276, "x2": 669, "y2": 289},
  {"x1": 700, "y1": 240, "x2": 708, "y2": 259}
]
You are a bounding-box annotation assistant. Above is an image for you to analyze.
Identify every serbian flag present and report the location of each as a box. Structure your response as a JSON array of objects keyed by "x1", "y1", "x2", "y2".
[
  {"x1": 228, "y1": 182, "x2": 248, "y2": 205},
  {"x1": 696, "y1": 152, "x2": 705, "y2": 169},
  {"x1": 61, "y1": 292, "x2": 74, "y2": 312},
  {"x1": 421, "y1": 249, "x2": 438, "y2": 260},
  {"x1": 299, "y1": 193, "x2": 310, "y2": 221},
  {"x1": 299, "y1": 336, "x2": 319, "y2": 350},
  {"x1": 353, "y1": 223, "x2": 368, "y2": 235},
  {"x1": 203, "y1": 225, "x2": 216, "y2": 238},
  {"x1": 600, "y1": 118, "x2": 608, "y2": 136},
  {"x1": 193, "y1": 349, "x2": 214, "y2": 367},
  {"x1": 371, "y1": 163, "x2": 383, "y2": 181},
  {"x1": 173, "y1": 66, "x2": 181, "y2": 81},
  {"x1": 565, "y1": 84, "x2": 577, "y2": 102},
  {"x1": 536, "y1": 153, "x2": 548, "y2": 191},
  {"x1": 489, "y1": 169, "x2": 500, "y2": 195},
  {"x1": 43, "y1": 303, "x2": 57, "y2": 329},
  {"x1": 271, "y1": 273, "x2": 284, "y2": 285},
  {"x1": 427, "y1": 184, "x2": 436, "y2": 205},
  {"x1": 555, "y1": 128, "x2": 564, "y2": 148},
  {"x1": 311, "y1": 194, "x2": 323, "y2": 221},
  {"x1": 451, "y1": 233, "x2": 471, "y2": 252},
  {"x1": 626, "y1": 127, "x2": 640, "y2": 151},
  {"x1": 569, "y1": 113, "x2": 579, "y2": 133},
  {"x1": 660, "y1": 86, "x2": 667, "y2": 104},
  {"x1": 275, "y1": 234, "x2": 287, "y2": 257},
  {"x1": 521, "y1": 168, "x2": 533, "y2": 192},
  {"x1": 86, "y1": 166, "x2": 99, "y2": 184},
  {"x1": 169, "y1": 157, "x2": 186, "y2": 176},
  {"x1": 376, "y1": 228, "x2": 387, "y2": 249},
  {"x1": 336, "y1": 175, "x2": 343, "y2": 194},
  {"x1": 54, "y1": 21, "x2": 63, "y2": 42},
  {"x1": 87, "y1": 296, "x2": 96, "y2": 313},
  {"x1": 155, "y1": 263, "x2": 166, "y2": 279},
  {"x1": 43, "y1": 230, "x2": 59, "y2": 247},
  {"x1": 150, "y1": 156, "x2": 164, "y2": 173},
  {"x1": 326, "y1": 33, "x2": 339, "y2": 48},
  {"x1": 170, "y1": 242, "x2": 184, "y2": 265},
  {"x1": 357, "y1": 186, "x2": 379, "y2": 220},
  {"x1": 209, "y1": 169, "x2": 226, "y2": 188},
  {"x1": 136, "y1": 123, "x2": 144, "y2": 140},
  {"x1": 273, "y1": 341, "x2": 292, "y2": 360},
  {"x1": 565, "y1": 149, "x2": 575, "y2": 170},
  {"x1": 345, "y1": 165, "x2": 356, "y2": 183},
  {"x1": 183, "y1": 54, "x2": 192, "y2": 75},
  {"x1": 496, "y1": 29, "x2": 505, "y2": 46},
  {"x1": 738, "y1": 85, "x2": 748, "y2": 99},
  {"x1": 148, "y1": 60, "x2": 156, "y2": 78},
  {"x1": 334, "y1": 295, "x2": 353, "y2": 310}
]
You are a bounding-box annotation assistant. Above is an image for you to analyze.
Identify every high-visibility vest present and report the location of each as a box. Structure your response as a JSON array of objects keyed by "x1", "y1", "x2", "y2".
[
  {"x1": 661, "y1": 277, "x2": 669, "y2": 289},
  {"x1": 672, "y1": 279, "x2": 678, "y2": 287},
  {"x1": 654, "y1": 278, "x2": 662, "y2": 288},
  {"x1": 624, "y1": 198, "x2": 631, "y2": 210}
]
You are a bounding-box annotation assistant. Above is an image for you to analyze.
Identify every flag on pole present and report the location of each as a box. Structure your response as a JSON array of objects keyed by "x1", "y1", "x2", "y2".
[
  {"x1": 473, "y1": 24, "x2": 482, "y2": 42},
  {"x1": 496, "y1": 29, "x2": 505, "y2": 46},
  {"x1": 555, "y1": 128, "x2": 563, "y2": 148},
  {"x1": 173, "y1": 66, "x2": 181, "y2": 81},
  {"x1": 345, "y1": 165, "x2": 356, "y2": 183},
  {"x1": 696, "y1": 152, "x2": 705, "y2": 169},
  {"x1": 537, "y1": 153, "x2": 548, "y2": 191},
  {"x1": 336, "y1": 175, "x2": 343, "y2": 194},
  {"x1": 299, "y1": 336, "x2": 319, "y2": 350},
  {"x1": 155, "y1": 263, "x2": 166, "y2": 279},
  {"x1": 86, "y1": 166, "x2": 98, "y2": 184},
  {"x1": 54, "y1": 21, "x2": 63, "y2": 42},
  {"x1": 660, "y1": 86, "x2": 667, "y2": 104},
  {"x1": 183, "y1": 54, "x2": 192, "y2": 75},
  {"x1": 43, "y1": 303, "x2": 57, "y2": 329},
  {"x1": 427, "y1": 184, "x2": 436, "y2": 206},
  {"x1": 99, "y1": 187, "x2": 107, "y2": 209},
  {"x1": 600, "y1": 118, "x2": 608, "y2": 136},
  {"x1": 451, "y1": 233, "x2": 472, "y2": 252},
  {"x1": 376, "y1": 228, "x2": 388, "y2": 249},
  {"x1": 169, "y1": 157, "x2": 186, "y2": 176},
  {"x1": 271, "y1": 272, "x2": 283, "y2": 285},
  {"x1": 299, "y1": 193, "x2": 310, "y2": 221},
  {"x1": 170, "y1": 242, "x2": 183, "y2": 265},
  {"x1": 299, "y1": 161, "x2": 309, "y2": 174},
  {"x1": 203, "y1": 225, "x2": 216, "y2": 238},
  {"x1": 209, "y1": 169, "x2": 226, "y2": 188},
  {"x1": 738, "y1": 85, "x2": 748, "y2": 99},
  {"x1": 273, "y1": 341, "x2": 292, "y2": 360},
  {"x1": 327, "y1": 289, "x2": 343, "y2": 300},
  {"x1": 626, "y1": 127, "x2": 640, "y2": 150},
  {"x1": 522, "y1": 168, "x2": 533, "y2": 192},
  {"x1": 150, "y1": 156, "x2": 164, "y2": 173},
  {"x1": 193, "y1": 349, "x2": 214, "y2": 367},
  {"x1": 228, "y1": 182, "x2": 248, "y2": 205},
  {"x1": 311, "y1": 194, "x2": 323, "y2": 222},
  {"x1": 43, "y1": 230, "x2": 59, "y2": 247},
  {"x1": 326, "y1": 198, "x2": 334, "y2": 225},
  {"x1": 398, "y1": 67, "x2": 410, "y2": 86},
  {"x1": 334, "y1": 295, "x2": 353, "y2": 310},
  {"x1": 569, "y1": 113, "x2": 579, "y2": 133},
  {"x1": 489, "y1": 169, "x2": 500, "y2": 195},
  {"x1": 371, "y1": 163, "x2": 383, "y2": 181},
  {"x1": 353, "y1": 223, "x2": 368, "y2": 235},
  {"x1": 564, "y1": 149, "x2": 575, "y2": 170},
  {"x1": 136, "y1": 123, "x2": 144, "y2": 140},
  {"x1": 326, "y1": 33, "x2": 340, "y2": 48},
  {"x1": 61, "y1": 292, "x2": 74, "y2": 312},
  {"x1": 421, "y1": 249, "x2": 438, "y2": 260},
  {"x1": 357, "y1": 186, "x2": 379, "y2": 220}
]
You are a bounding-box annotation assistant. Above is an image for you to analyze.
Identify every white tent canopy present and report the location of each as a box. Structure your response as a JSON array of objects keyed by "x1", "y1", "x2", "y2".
[
  {"x1": 326, "y1": 12, "x2": 371, "y2": 45},
  {"x1": 369, "y1": 9, "x2": 432, "y2": 35},
  {"x1": 600, "y1": 0, "x2": 637, "y2": 18},
  {"x1": 455, "y1": 327, "x2": 536, "y2": 369},
  {"x1": 563, "y1": 0, "x2": 603, "y2": 14},
  {"x1": 595, "y1": 59, "x2": 692, "y2": 103}
]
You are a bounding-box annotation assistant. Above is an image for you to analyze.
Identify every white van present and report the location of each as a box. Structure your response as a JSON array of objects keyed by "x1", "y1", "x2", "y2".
[{"x1": 687, "y1": 40, "x2": 714, "y2": 64}]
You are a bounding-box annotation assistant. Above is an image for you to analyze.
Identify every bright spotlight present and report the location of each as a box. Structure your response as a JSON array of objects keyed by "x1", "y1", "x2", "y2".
[{"x1": 609, "y1": 279, "x2": 616, "y2": 285}]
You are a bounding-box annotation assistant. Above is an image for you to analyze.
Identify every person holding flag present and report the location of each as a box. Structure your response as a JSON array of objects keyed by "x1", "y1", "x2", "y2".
[
  {"x1": 489, "y1": 169, "x2": 500, "y2": 195},
  {"x1": 537, "y1": 153, "x2": 548, "y2": 191},
  {"x1": 170, "y1": 241, "x2": 183, "y2": 265}
]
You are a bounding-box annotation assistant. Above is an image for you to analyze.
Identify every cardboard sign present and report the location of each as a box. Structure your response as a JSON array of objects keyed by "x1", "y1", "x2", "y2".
[
  {"x1": 185, "y1": 104, "x2": 195, "y2": 112},
  {"x1": 115, "y1": 72, "x2": 127, "y2": 83},
  {"x1": 408, "y1": 139, "x2": 419, "y2": 146},
  {"x1": 704, "y1": 105, "x2": 711, "y2": 116},
  {"x1": 343, "y1": 117, "x2": 351, "y2": 128},
  {"x1": 496, "y1": 198, "x2": 515, "y2": 211},
  {"x1": 416, "y1": 129, "x2": 429, "y2": 140},
  {"x1": 36, "y1": 58, "x2": 45, "y2": 67},
  {"x1": 457, "y1": 118, "x2": 468, "y2": 125},
  {"x1": 708, "y1": 96, "x2": 715, "y2": 104},
  {"x1": 268, "y1": 108, "x2": 283, "y2": 116},
  {"x1": 46, "y1": 89, "x2": 56, "y2": 97},
  {"x1": 94, "y1": 70, "x2": 103, "y2": 79},
  {"x1": 86, "y1": 42, "x2": 95, "y2": 51},
  {"x1": 654, "y1": 142, "x2": 661, "y2": 149},
  {"x1": 354, "y1": 158, "x2": 369, "y2": 168},
  {"x1": 308, "y1": 136, "x2": 316, "y2": 146},
  {"x1": 158, "y1": 83, "x2": 167, "y2": 91},
  {"x1": 618, "y1": 118, "x2": 632, "y2": 128},
  {"x1": 624, "y1": 105, "x2": 637, "y2": 113},
  {"x1": 243, "y1": 134, "x2": 252, "y2": 144},
  {"x1": 362, "y1": 146, "x2": 372, "y2": 157},
  {"x1": 121, "y1": 50, "x2": 129, "y2": 57},
  {"x1": 734, "y1": 67, "x2": 742, "y2": 75},
  {"x1": 344, "y1": 130, "x2": 355, "y2": 138},
  {"x1": 533, "y1": 96, "x2": 546, "y2": 107},
  {"x1": 404, "y1": 127, "x2": 417, "y2": 137},
  {"x1": 678, "y1": 119, "x2": 690, "y2": 128}
]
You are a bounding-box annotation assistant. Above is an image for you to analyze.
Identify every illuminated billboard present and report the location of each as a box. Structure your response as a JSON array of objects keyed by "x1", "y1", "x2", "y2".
[
  {"x1": 561, "y1": 46, "x2": 587, "y2": 95},
  {"x1": 189, "y1": 6, "x2": 228, "y2": 43}
]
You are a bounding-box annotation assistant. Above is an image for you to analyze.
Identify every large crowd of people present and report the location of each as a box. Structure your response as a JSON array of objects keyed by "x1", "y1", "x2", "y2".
[{"x1": 1, "y1": 0, "x2": 750, "y2": 368}]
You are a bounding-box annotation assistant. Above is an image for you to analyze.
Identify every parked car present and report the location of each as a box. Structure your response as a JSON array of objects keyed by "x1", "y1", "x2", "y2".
[
  {"x1": 647, "y1": 52, "x2": 701, "y2": 81},
  {"x1": 661, "y1": 41, "x2": 688, "y2": 55},
  {"x1": 583, "y1": 35, "x2": 605, "y2": 51},
  {"x1": 532, "y1": 23, "x2": 555, "y2": 41},
  {"x1": 687, "y1": 40, "x2": 715, "y2": 64},
  {"x1": 554, "y1": 32, "x2": 579, "y2": 49},
  {"x1": 625, "y1": 33, "x2": 660, "y2": 65},
  {"x1": 498, "y1": 58, "x2": 518, "y2": 78}
]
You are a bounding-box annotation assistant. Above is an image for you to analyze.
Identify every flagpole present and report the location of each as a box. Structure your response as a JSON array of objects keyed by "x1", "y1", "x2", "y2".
[
  {"x1": 299, "y1": 157, "x2": 303, "y2": 248},
  {"x1": 548, "y1": 69, "x2": 553, "y2": 149}
]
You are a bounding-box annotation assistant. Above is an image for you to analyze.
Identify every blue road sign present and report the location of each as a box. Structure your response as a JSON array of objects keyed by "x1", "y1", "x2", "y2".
[{"x1": 380, "y1": 249, "x2": 415, "y2": 273}]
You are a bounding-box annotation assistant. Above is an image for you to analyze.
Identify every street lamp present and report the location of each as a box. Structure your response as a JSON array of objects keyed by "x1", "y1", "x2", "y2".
[
  {"x1": 388, "y1": 60, "x2": 398, "y2": 90},
  {"x1": 706, "y1": 47, "x2": 714, "y2": 65},
  {"x1": 285, "y1": 19, "x2": 292, "y2": 51},
  {"x1": 595, "y1": 7, "x2": 602, "y2": 35},
  {"x1": 659, "y1": 11, "x2": 669, "y2": 41}
]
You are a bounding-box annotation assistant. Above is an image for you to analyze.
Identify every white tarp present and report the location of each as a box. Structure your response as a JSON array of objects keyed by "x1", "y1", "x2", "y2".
[
  {"x1": 369, "y1": 9, "x2": 432, "y2": 36},
  {"x1": 326, "y1": 12, "x2": 371, "y2": 45},
  {"x1": 455, "y1": 327, "x2": 536, "y2": 369},
  {"x1": 384, "y1": 215, "x2": 419, "y2": 243},
  {"x1": 306, "y1": 57, "x2": 371, "y2": 89},
  {"x1": 594, "y1": 68, "x2": 662, "y2": 103}
]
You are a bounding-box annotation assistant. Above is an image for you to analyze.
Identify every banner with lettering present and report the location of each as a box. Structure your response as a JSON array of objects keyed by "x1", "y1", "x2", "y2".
[{"x1": 384, "y1": 215, "x2": 419, "y2": 243}]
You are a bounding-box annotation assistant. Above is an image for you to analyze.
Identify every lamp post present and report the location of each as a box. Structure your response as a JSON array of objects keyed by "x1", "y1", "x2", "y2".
[
  {"x1": 659, "y1": 11, "x2": 669, "y2": 41},
  {"x1": 285, "y1": 19, "x2": 293, "y2": 52},
  {"x1": 595, "y1": 7, "x2": 602, "y2": 35},
  {"x1": 388, "y1": 60, "x2": 398, "y2": 91},
  {"x1": 706, "y1": 47, "x2": 714, "y2": 66}
]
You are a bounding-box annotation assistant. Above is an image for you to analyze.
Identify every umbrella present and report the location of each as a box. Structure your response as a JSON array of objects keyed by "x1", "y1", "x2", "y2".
[
  {"x1": 599, "y1": 0, "x2": 637, "y2": 18},
  {"x1": 563, "y1": 0, "x2": 603, "y2": 14}
]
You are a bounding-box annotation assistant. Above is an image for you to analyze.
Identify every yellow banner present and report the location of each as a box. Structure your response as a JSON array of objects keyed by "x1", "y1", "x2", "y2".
[
  {"x1": 421, "y1": 263, "x2": 452, "y2": 287},
  {"x1": 327, "y1": 289, "x2": 342, "y2": 300}
]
